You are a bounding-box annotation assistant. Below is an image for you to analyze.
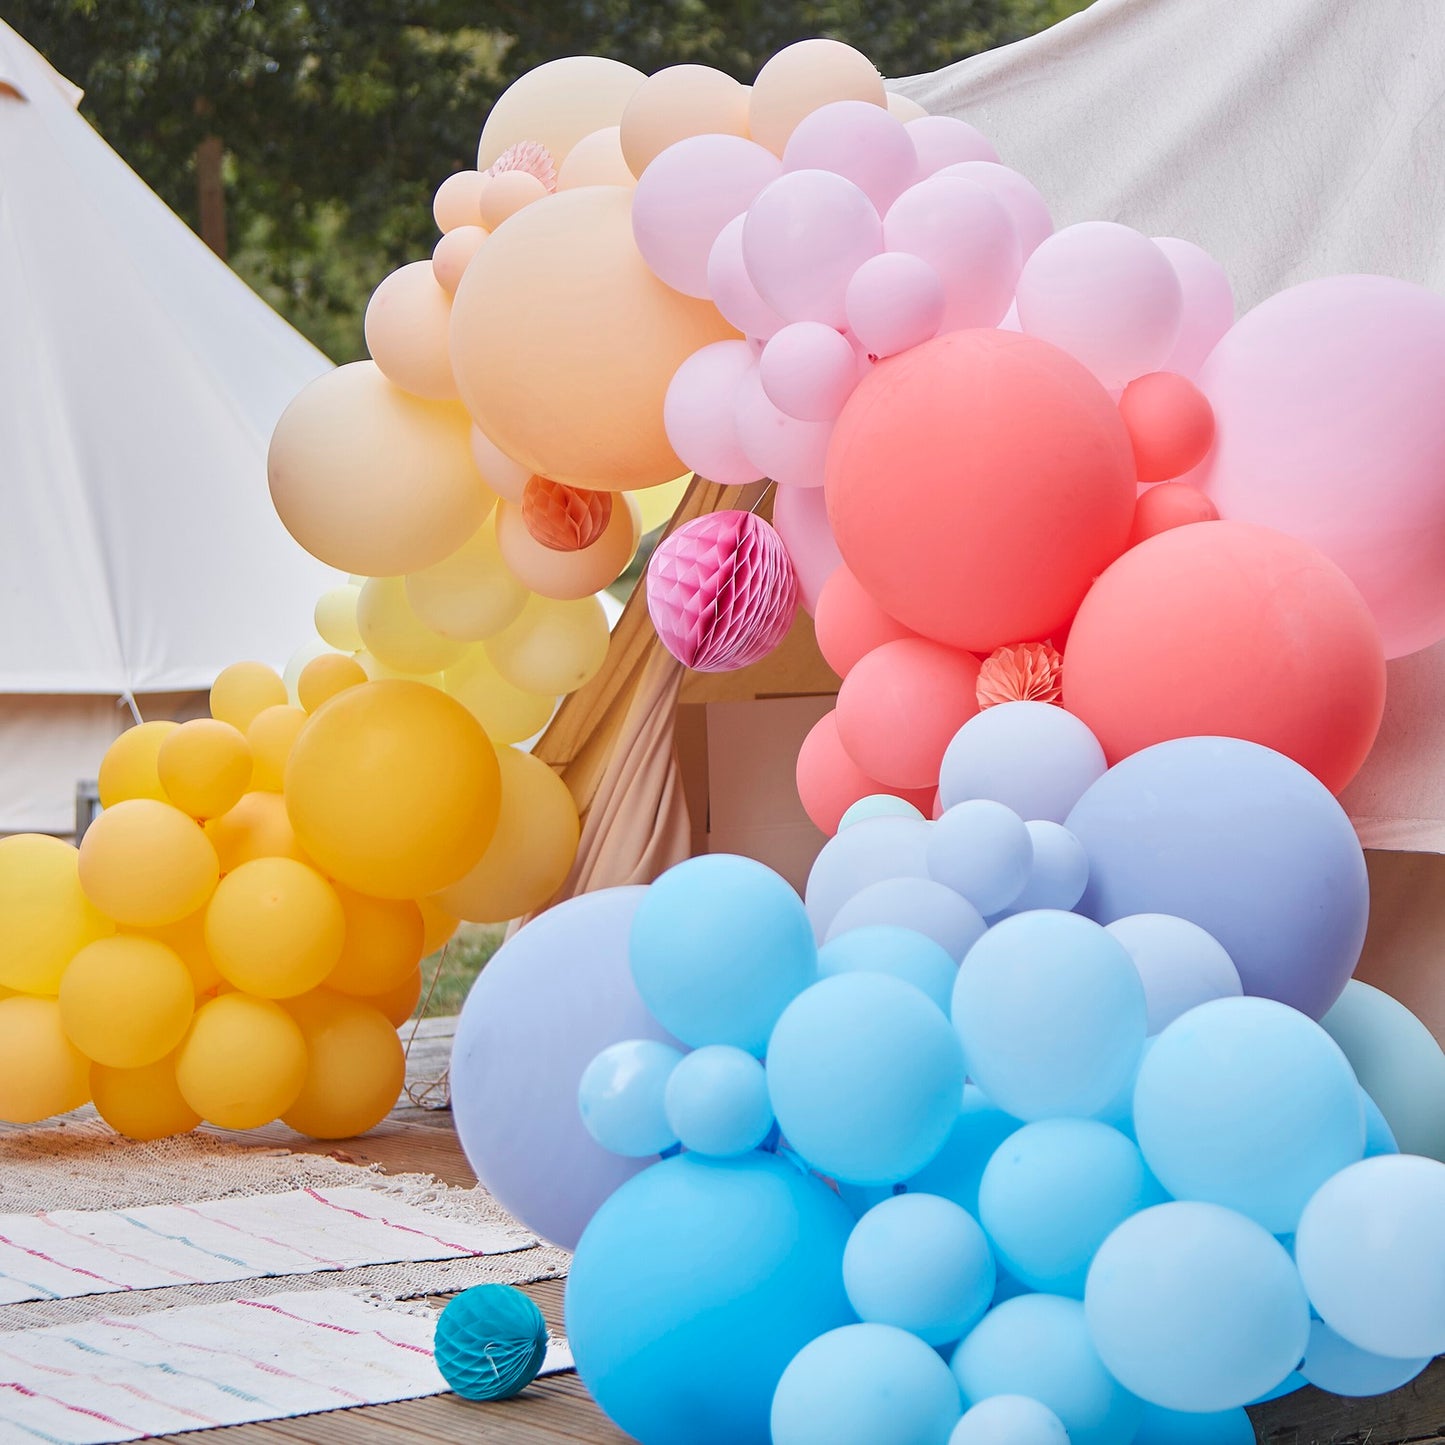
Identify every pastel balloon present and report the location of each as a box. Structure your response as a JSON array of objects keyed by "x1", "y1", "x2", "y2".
[
  {"x1": 1300, "y1": 1318, "x2": 1431, "y2": 1398},
  {"x1": 0, "y1": 996, "x2": 90, "y2": 1122},
  {"x1": 826, "y1": 876, "x2": 986, "y2": 963},
  {"x1": 98, "y1": 719, "x2": 177, "y2": 807},
  {"x1": 210, "y1": 661, "x2": 288, "y2": 733},
  {"x1": 1118, "y1": 371, "x2": 1215, "y2": 482},
  {"x1": 951, "y1": 1396, "x2": 1069, "y2": 1445},
  {"x1": 468, "y1": 425, "x2": 531, "y2": 504},
  {"x1": 804, "y1": 814, "x2": 932, "y2": 939},
  {"x1": 1132, "y1": 1404, "x2": 1255, "y2": 1445},
  {"x1": 1105, "y1": 914, "x2": 1242, "y2": 1034},
  {"x1": 886, "y1": 92, "x2": 929, "y2": 123},
  {"x1": 0, "y1": 835, "x2": 114, "y2": 995},
  {"x1": 485, "y1": 594, "x2": 610, "y2": 696},
  {"x1": 706, "y1": 215, "x2": 787, "y2": 339},
  {"x1": 620, "y1": 65, "x2": 750, "y2": 177},
  {"x1": 432, "y1": 170, "x2": 484, "y2": 231},
  {"x1": 734, "y1": 365, "x2": 832, "y2": 488},
  {"x1": 1010, "y1": 822, "x2": 1089, "y2": 913},
  {"x1": 760, "y1": 322, "x2": 859, "y2": 422},
  {"x1": 442, "y1": 648, "x2": 555, "y2": 746},
  {"x1": 363, "y1": 260, "x2": 458, "y2": 401},
  {"x1": 845, "y1": 252, "x2": 945, "y2": 359},
  {"x1": 555, "y1": 126, "x2": 634, "y2": 189},
  {"x1": 1152, "y1": 236, "x2": 1234, "y2": 378},
  {"x1": 906, "y1": 114, "x2": 999, "y2": 175},
  {"x1": 324, "y1": 887, "x2": 424, "y2": 998},
  {"x1": 796, "y1": 710, "x2": 933, "y2": 836},
  {"x1": 59, "y1": 936, "x2": 193, "y2": 1069},
  {"x1": 1125, "y1": 482, "x2": 1218, "y2": 547},
  {"x1": 772, "y1": 481, "x2": 843, "y2": 612},
  {"x1": 814, "y1": 566, "x2": 917, "y2": 677},
  {"x1": 663, "y1": 340, "x2": 764, "y2": 485},
  {"x1": 204, "y1": 790, "x2": 310, "y2": 874},
  {"x1": 91, "y1": 1052, "x2": 200, "y2": 1141},
  {"x1": 748, "y1": 39, "x2": 886, "y2": 156},
  {"x1": 432, "y1": 225, "x2": 487, "y2": 295},
  {"x1": 928, "y1": 800, "x2": 1033, "y2": 917},
  {"x1": 313, "y1": 585, "x2": 363, "y2": 652},
  {"x1": 578, "y1": 1038, "x2": 683, "y2": 1157},
  {"x1": 357, "y1": 576, "x2": 468, "y2": 674},
  {"x1": 818, "y1": 925, "x2": 959, "y2": 1014},
  {"x1": 405, "y1": 516, "x2": 528, "y2": 642},
  {"x1": 78, "y1": 800, "x2": 219, "y2": 929},
  {"x1": 495, "y1": 493, "x2": 640, "y2": 601},
  {"x1": 663, "y1": 1044, "x2": 774, "y2": 1157},
  {"x1": 783, "y1": 100, "x2": 917, "y2": 213},
  {"x1": 477, "y1": 55, "x2": 644, "y2": 169},
  {"x1": 939, "y1": 161, "x2": 1052, "y2": 256},
  {"x1": 281, "y1": 990, "x2": 406, "y2": 1139},
  {"x1": 175, "y1": 993, "x2": 308, "y2": 1130}
]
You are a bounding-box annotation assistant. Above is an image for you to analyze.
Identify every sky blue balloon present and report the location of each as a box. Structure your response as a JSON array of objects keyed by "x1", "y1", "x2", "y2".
[
  {"x1": 953, "y1": 910, "x2": 1146, "y2": 1121},
  {"x1": 1104, "y1": 914, "x2": 1241, "y2": 1035},
  {"x1": 1300, "y1": 1317, "x2": 1430, "y2": 1397},
  {"x1": 805, "y1": 816, "x2": 932, "y2": 939},
  {"x1": 1360, "y1": 1088, "x2": 1399, "y2": 1157},
  {"x1": 1066, "y1": 736, "x2": 1368, "y2": 1019},
  {"x1": 567, "y1": 1153, "x2": 855, "y2": 1445},
  {"x1": 663, "y1": 1044, "x2": 773, "y2": 1157},
  {"x1": 1294, "y1": 1154, "x2": 1445, "y2": 1360},
  {"x1": 1132, "y1": 996, "x2": 1365, "y2": 1233},
  {"x1": 840, "y1": 794, "x2": 927, "y2": 829},
  {"x1": 978, "y1": 1120, "x2": 1164, "y2": 1297},
  {"x1": 952, "y1": 1294, "x2": 1142, "y2": 1445},
  {"x1": 826, "y1": 877, "x2": 987, "y2": 963},
  {"x1": 819, "y1": 925, "x2": 959, "y2": 1014},
  {"x1": 939, "y1": 702, "x2": 1107, "y2": 823},
  {"x1": 1006, "y1": 822, "x2": 1089, "y2": 913},
  {"x1": 772, "y1": 1323, "x2": 962, "y2": 1445},
  {"x1": 844, "y1": 1193, "x2": 996, "y2": 1345},
  {"x1": 1084, "y1": 1201, "x2": 1310, "y2": 1412},
  {"x1": 1249, "y1": 1371, "x2": 1305, "y2": 1405},
  {"x1": 768, "y1": 972, "x2": 965, "y2": 1186},
  {"x1": 1131, "y1": 1403, "x2": 1255, "y2": 1444},
  {"x1": 950, "y1": 1394, "x2": 1069, "y2": 1445},
  {"x1": 578, "y1": 1039, "x2": 684, "y2": 1157},
  {"x1": 630, "y1": 854, "x2": 816, "y2": 1056},
  {"x1": 928, "y1": 801, "x2": 1034, "y2": 916}
]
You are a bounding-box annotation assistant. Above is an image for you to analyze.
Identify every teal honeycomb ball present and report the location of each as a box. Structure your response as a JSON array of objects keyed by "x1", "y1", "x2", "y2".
[{"x1": 434, "y1": 1284, "x2": 548, "y2": 1401}]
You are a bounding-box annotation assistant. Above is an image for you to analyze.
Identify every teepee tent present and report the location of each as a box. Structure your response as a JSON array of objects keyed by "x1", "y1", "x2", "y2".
[{"x1": 0, "y1": 21, "x2": 335, "y2": 833}]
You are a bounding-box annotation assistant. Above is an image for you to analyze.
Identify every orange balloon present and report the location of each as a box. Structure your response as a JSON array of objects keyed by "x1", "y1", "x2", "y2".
[
  {"x1": 433, "y1": 170, "x2": 485, "y2": 232},
  {"x1": 92, "y1": 1052, "x2": 201, "y2": 1140},
  {"x1": 748, "y1": 40, "x2": 886, "y2": 155},
  {"x1": 1126, "y1": 483, "x2": 1219, "y2": 548},
  {"x1": 477, "y1": 55, "x2": 645, "y2": 169},
  {"x1": 281, "y1": 991, "x2": 406, "y2": 1140},
  {"x1": 133, "y1": 907, "x2": 223, "y2": 994},
  {"x1": 211, "y1": 662, "x2": 288, "y2": 732},
  {"x1": 246, "y1": 705, "x2": 308, "y2": 793},
  {"x1": 417, "y1": 896, "x2": 459, "y2": 955},
  {"x1": 325, "y1": 886, "x2": 425, "y2": 997},
  {"x1": 77, "y1": 800, "x2": 220, "y2": 928},
  {"x1": 432, "y1": 226, "x2": 487, "y2": 296},
  {"x1": 1119, "y1": 371, "x2": 1216, "y2": 482},
  {"x1": 206, "y1": 790, "x2": 312, "y2": 873},
  {"x1": 364, "y1": 261, "x2": 458, "y2": 402},
  {"x1": 620, "y1": 65, "x2": 750, "y2": 177},
  {"x1": 158, "y1": 719, "x2": 253, "y2": 819},
  {"x1": 369, "y1": 967, "x2": 424, "y2": 1028},
  {"x1": 297, "y1": 653, "x2": 367, "y2": 713},
  {"x1": 174, "y1": 993, "x2": 309, "y2": 1130},
  {"x1": 557, "y1": 126, "x2": 636, "y2": 189},
  {"x1": 494, "y1": 493, "x2": 640, "y2": 600}
]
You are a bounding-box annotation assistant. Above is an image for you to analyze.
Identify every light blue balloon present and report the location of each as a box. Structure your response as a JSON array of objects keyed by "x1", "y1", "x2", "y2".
[
  {"x1": 978, "y1": 1120, "x2": 1163, "y2": 1297},
  {"x1": 1249, "y1": 1371, "x2": 1305, "y2": 1404},
  {"x1": 928, "y1": 800, "x2": 1034, "y2": 915},
  {"x1": 768, "y1": 972, "x2": 965, "y2": 1186},
  {"x1": 578, "y1": 1039, "x2": 685, "y2": 1157},
  {"x1": 826, "y1": 877, "x2": 987, "y2": 963},
  {"x1": 819, "y1": 925, "x2": 959, "y2": 1014},
  {"x1": 1084, "y1": 1201, "x2": 1310, "y2": 1412},
  {"x1": 1104, "y1": 914, "x2": 1241, "y2": 1035},
  {"x1": 1132, "y1": 1403, "x2": 1255, "y2": 1444},
  {"x1": 840, "y1": 794, "x2": 927, "y2": 829},
  {"x1": 1132, "y1": 996, "x2": 1365, "y2": 1233},
  {"x1": 950, "y1": 1394, "x2": 1069, "y2": 1445},
  {"x1": 1360, "y1": 1088, "x2": 1399, "y2": 1157},
  {"x1": 844, "y1": 1193, "x2": 996, "y2": 1345},
  {"x1": 630, "y1": 854, "x2": 816, "y2": 1056},
  {"x1": 772, "y1": 1323, "x2": 962, "y2": 1445},
  {"x1": 662, "y1": 1044, "x2": 773, "y2": 1157},
  {"x1": 1066, "y1": 736, "x2": 1368, "y2": 1019},
  {"x1": 939, "y1": 701, "x2": 1107, "y2": 823},
  {"x1": 805, "y1": 816, "x2": 932, "y2": 939},
  {"x1": 953, "y1": 911, "x2": 1146, "y2": 1121},
  {"x1": 567, "y1": 1153, "x2": 855, "y2": 1445},
  {"x1": 1300, "y1": 1317, "x2": 1430, "y2": 1397},
  {"x1": 952, "y1": 1294, "x2": 1142, "y2": 1445},
  {"x1": 1007, "y1": 822, "x2": 1089, "y2": 913}
]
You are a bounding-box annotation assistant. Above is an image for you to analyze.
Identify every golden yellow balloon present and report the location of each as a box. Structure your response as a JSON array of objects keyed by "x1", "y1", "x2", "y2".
[
  {"x1": 210, "y1": 661, "x2": 288, "y2": 733},
  {"x1": 246, "y1": 705, "x2": 309, "y2": 793},
  {"x1": 556, "y1": 125, "x2": 636, "y2": 189},
  {"x1": 297, "y1": 653, "x2": 368, "y2": 713},
  {"x1": 477, "y1": 55, "x2": 645, "y2": 169},
  {"x1": 59, "y1": 936, "x2": 194, "y2": 1069},
  {"x1": 363, "y1": 260, "x2": 459, "y2": 402},
  {"x1": 0, "y1": 834, "x2": 115, "y2": 994},
  {"x1": 315, "y1": 584, "x2": 365, "y2": 652},
  {"x1": 417, "y1": 895, "x2": 459, "y2": 955},
  {"x1": 98, "y1": 720, "x2": 179, "y2": 808},
  {"x1": 619, "y1": 65, "x2": 751, "y2": 177},
  {"x1": 175, "y1": 993, "x2": 309, "y2": 1130},
  {"x1": 284, "y1": 681, "x2": 501, "y2": 900},
  {"x1": 281, "y1": 990, "x2": 406, "y2": 1139},
  {"x1": 91, "y1": 1052, "x2": 201, "y2": 1141},
  {"x1": 325, "y1": 886, "x2": 425, "y2": 997},
  {"x1": 133, "y1": 907, "x2": 222, "y2": 994},
  {"x1": 443, "y1": 647, "x2": 556, "y2": 745},
  {"x1": 436, "y1": 746, "x2": 580, "y2": 923},
  {"x1": 494, "y1": 494, "x2": 641, "y2": 601},
  {"x1": 0, "y1": 996, "x2": 90, "y2": 1122},
  {"x1": 485, "y1": 594, "x2": 611, "y2": 696},
  {"x1": 205, "y1": 858, "x2": 345, "y2": 999},
  {"x1": 370, "y1": 967, "x2": 424, "y2": 1028},
  {"x1": 632, "y1": 473, "x2": 692, "y2": 534},
  {"x1": 157, "y1": 718, "x2": 252, "y2": 819},
  {"x1": 78, "y1": 800, "x2": 220, "y2": 929},
  {"x1": 356, "y1": 576, "x2": 470, "y2": 674},
  {"x1": 205, "y1": 791, "x2": 311, "y2": 874},
  {"x1": 404, "y1": 516, "x2": 529, "y2": 642}
]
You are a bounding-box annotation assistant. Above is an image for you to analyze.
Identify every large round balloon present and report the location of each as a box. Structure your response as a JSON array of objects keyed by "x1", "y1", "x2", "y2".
[
  {"x1": 826, "y1": 329, "x2": 1135, "y2": 652},
  {"x1": 0, "y1": 835, "x2": 114, "y2": 995},
  {"x1": 1063, "y1": 521, "x2": 1385, "y2": 794},
  {"x1": 477, "y1": 56, "x2": 645, "y2": 169}
]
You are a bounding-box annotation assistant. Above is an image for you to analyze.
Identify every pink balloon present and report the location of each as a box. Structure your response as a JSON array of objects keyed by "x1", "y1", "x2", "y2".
[
  {"x1": 782, "y1": 100, "x2": 917, "y2": 214},
  {"x1": 742, "y1": 169, "x2": 882, "y2": 329},
  {"x1": 632, "y1": 134, "x2": 782, "y2": 298},
  {"x1": 998, "y1": 300, "x2": 1022, "y2": 332},
  {"x1": 1191, "y1": 274, "x2": 1445, "y2": 659},
  {"x1": 883, "y1": 176, "x2": 1020, "y2": 331},
  {"x1": 772, "y1": 481, "x2": 843, "y2": 613},
  {"x1": 759, "y1": 322, "x2": 860, "y2": 422},
  {"x1": 663, "y1": 340, "x2": 765, "y2": 486},
  {"x1": 1015, "y1": 222, "x2": 1183, "y2": 390},
  {"x1": 1153, "y1": 236, "x2": 1236, "y2": 378},
  {"x1": 734, "y1": 364, "x2": 832, "y2": 488},
  {"x1": 707, "y1": 216, "x2": 787, "y2": 340},
  {"x1": 906, "y1": 115, "x2": 999, "y2": 178},
  {"x1": 845, "y1": 252, "x2": 945, "y2": 359},
  {"x1": 938, "y1": 161, "x2": 1053, "y2": 257},
  {"x1": 796, "y1": 710, "x2": 933, "y2": 836}
]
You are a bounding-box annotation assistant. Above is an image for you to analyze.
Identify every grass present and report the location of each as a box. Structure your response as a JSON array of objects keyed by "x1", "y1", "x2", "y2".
[{"x1": 413, "y1": 923, "x2": 506, "y2": 1018}]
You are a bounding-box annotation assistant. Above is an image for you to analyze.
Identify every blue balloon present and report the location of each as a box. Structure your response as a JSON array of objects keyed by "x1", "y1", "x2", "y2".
[
  {"x1": 952, "y1": 911, "x2": 1146, "y2": 1121},
  {"x1": 1360, "y1": 1087, "x2": 1399, "y2": 1157},
  {"x1": 772, "y1": 1323, "x2": 962, "y2": 1445},
  {"x1": 630, "y1": 854, "x2": 816, "y2": 1056},
  {"x1": 1131, "y1": 1403, "x2": 1255, "y2": 1444},
  {"x1": 663, "y1": 1044, "x2": 773, "y2": 1157},
  {"x1": 1103, "y1": 914, "x2": 1241, "y2": 1035},
  {"x1": 1300, "y1": 1317, "x2": 1430, "y2": 1397},
  {"x1": 578, "y1": 1039, "x2": 684, "y2": 1157},
  {"x1": 952, "y1": 1294, "x2": 1141, "y2": 1445},
  {"x1": 805, "y1": 816, "x2": 932, "y2": 939},
  {"x1": 1006, "y1": 822, "x2": 1089, "y2": 913},
  {"x1": 1249, "y1": 1371, "x2": 1306, "y2": 1405},
  {"x1": 1066, "y1": 736, "x2": 1368, "y2": 1019},
  {"x1": 567, "y1": 1153, "x2": 855, "y2": 1445},
  {"x1": 978, "y1": 1120, "x2": 1163, "y2": 1296},
  {"x1": 1132, "y1": 996, "x2": 1365, "y2": 1232},
  {"x1": 844, "y1": 1193, "x2": 996, "y2": 1345},
  {"x1": 1084, "y1": 1201, "x2": 1310, "y2": 1412},
  {"x1": 819, "y1": 925, "x2": 959, "y2": 1014},
  {"x1": 839, "y1": 793, "x2": 926, "y2": 829},
  {"x1": 768, "y1": 972, "x2": 965, "y2": 1186},
  {"x1": 927, "y1": 801, "x2": 1034, "y2": 915},
  {"x1": 939, "y1": 701, "x2": 1107, "y2": 823},
  {"x1": 826, "y1": 877, "x2": 987, "y2": 963},
  {"x1": 950, "y1": 1395, "x2": 1070, "y2": 1445}
]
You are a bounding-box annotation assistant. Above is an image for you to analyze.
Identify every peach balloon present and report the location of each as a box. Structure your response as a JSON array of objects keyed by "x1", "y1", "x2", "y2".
[
  {"x1": 404, "y1": 517, "x2": 529, "y2": 642},
  {"x1": 557, "y1": 126, "x2": 636, "y2": 189},
  {"x1": 268, "y1": 361, "x2": 494, "y2": 577},
  {"x1": 449, "y1": 186, "x2": 738, "y2": 490},
  {"x1": 495, "y1": 493, "x2": 640, "y2": 600},
  {"x1": 477, "y1": 169, "x2": 547, "y2": 231},
  {"x1": 470, "y1": 426, "x2": 530, "y2": 505},
  {"x1": 477, "y1": 55, "x2": 645, "y2": 169},
  {"x1": 363, "y1": 261, "x2": 458, "y2": 401},
  {"x1": 432, "y1": 226, "x2": 487, "y2": 296},
  {"x1": 485, "y1": 595, "x2": 610, "y2": 696},
  {"x1": 748, "y1": 39, "x2": 886, "y2": 156},
  {"x1": 620, "y1": 65, "x2": 751, "y2": 178},
  {"x1": 433, "y1": 171, "x2": 485, "y2": 232},
  {"x1": 886, "y1": 92, "x2": 929, "y2": 123}
]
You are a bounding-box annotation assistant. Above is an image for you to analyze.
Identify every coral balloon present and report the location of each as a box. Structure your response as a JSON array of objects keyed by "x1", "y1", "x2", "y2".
[
  {"x1": 485, "y1": 595, "x2": 611, "y2": 696},
  {"x1": 314, "y1": 585, "x2": 363, "y2": 652},
  {"x1": 158, "y1": 719, "x2": 252, "y2": 819},
  {"x1": 98, "y1": 720, "x2": 178, "y2": 807},
  {"x1": 364, "y1": 260, "x2": 458, "y2": 402},
  {"x1": 621, "y1": 65, "x2": 750, "y2": 177},
  {"x1": 432, "y1": 226, "x2": 487, "y2": 296},
  {"x1": 663, "y1": 340, "x2": 764, "y2": 486},
  {"x1": 0, "y1": 996, "x2": 89, "y2": 1122},
  {"x1": 357, "y1": 576, "x2": 469, "y2": 674},
  {"x1": 59, "y1": 936, "x2": 193, "y2": 1069},
  {"x1": 495, "y1": 494, "x2": 640, "y2": 600},
  {"x1": 748, "y1": 39, "x2": 886, "y2": 156},
  {"x1": 813, "y1": 566, "x2": 916, "y2": 678},
  {"x1": 0, "y1": 835, "x2": 115, "y2": 994},
  {"x1": 205, "y1": 791, "x2": 310, "y2": 873},
  {"x1": 1126, "y1": 483, "x2": 1218, "y2": 548},
  {"x1": 282, "y1": 991, "x2": 406, "y2": 1139},
  {"x1": 521, "y1": 477, "x2": 614, "y2": 553},
  {"x1": 443, "y1": 648, "x2": 556, "y2": 745},
  {"x1": 433, "y1": 171, "x2": 485, "y2": 232},
  {"x1": 245, "y1": 705, "x2": 308, "y2": 793},
  {"x1": 78, "y1": 800, "x2": 219, "y2": 928},
  {"x1": 91, "y1": 1052, "x2": 201, "y2": 1140},
  {"x1": 557, "y1": 127, "x2": 635, "y2": 189},
  {"x1": 210, "y1": 661, "x2": 287, "y2": 734},
  {"x1": 796, "y1": 710, "x2": 933, "y2": 836},
  {"x1": 906, "y1": 114, "x2": 999, "y2": 174},
  {"x1": 1064, "y1": 521, "x2": 1386, "y2": 793},
  {"x1": 1119, "y1": 371, "x2": 1215, "y2": 482},
  {"x1": 325, "y1": 887, "x2": 425, "y2": 997},
  {"x1": 826, "y1": 328, "x2": 1136, "y2": 652},
  {"x1": 175, "y1": 993, "x2": 308, "y2": 1130},
  {"x1": 405, "y1": 517, "x2": 529, "y2": 642},
  {"x1": 477, "y1": 56, "x2": 644, "y2": 169},
  {"x1": 297, "y1": 653, "x2": 367, "y2": 713}
]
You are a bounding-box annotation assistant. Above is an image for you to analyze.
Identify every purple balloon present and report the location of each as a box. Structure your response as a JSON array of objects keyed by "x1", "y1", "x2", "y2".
[
  {"x1": 905, "y1": 114, "x2": 998, "y2": 178},
  {"x1": 1153, "y1": 236, "x2": 1235, "y2": 378},
  {"x1": 734, "y1": 364, "x2": 832, "y2": 488},
  {"x1": 783, "y1": 100, "x2": 917, "y2": 214},
  {"x1": 664, "y1": 340, "x2": 764, "y2": 485},
  {"x1": 845, "y1": 252, "x2": 945, "y2": 359},
  {"x1": 772, "y1": 482, "x2": 842, "y2": 613},
  {"x1": 938, "y1": 161, "x2": 1053, "y2": 258},
  {"x1": 759, "y1": 322, "x2": 860, "y2": 422},
  {"x1": 707, "y1": 215, "x2": 787, "y2": 339},
  {"x1": 824, "y1": 875, "x2": 986, "y2": 962}
]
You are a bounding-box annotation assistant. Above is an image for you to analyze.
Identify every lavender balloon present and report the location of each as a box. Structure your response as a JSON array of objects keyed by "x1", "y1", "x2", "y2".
[
  {"x1": 845, "y1": 253, "x2": 946, "y2": 360},
  {"x1": 663, "y1": 340, "x2": 763, "y2": 485},
  {"x1": 783, "y1": 99, "x2": 917, "y2": 214},
  {"x1": 772, "y1": 482, "x2": 842, "y2": 612}
]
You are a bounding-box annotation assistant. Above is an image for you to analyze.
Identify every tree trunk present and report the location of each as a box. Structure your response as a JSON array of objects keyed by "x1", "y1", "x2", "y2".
[{"x1": 194, "y1": 99, "x2": 227, "y2": 260}]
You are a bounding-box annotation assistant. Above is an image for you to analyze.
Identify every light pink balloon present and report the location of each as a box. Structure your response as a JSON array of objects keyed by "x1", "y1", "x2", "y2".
[
  {"x1": 883, "y1": 176, "x2": 1020, "y2": 331},
  {"x1": 938, "y1": 161, "x2": 1053, "y2": 257},
  {"x1": 998, "y1": 300, "x2": 1022, "y2": 332},
  {"x1": 707, "y1": 215, "x2": 787, "y2": 340},
  {"x1": 663, "y1": 340, "x2": 765, "y2": 486},
  {"x1": 759, "y1": 322, "x2": 860, "y2": 422},
  {"x1": 734, "y1": 364, "x2": 832, "y2": 488},
  {"x1": 1015, "y1": 221, "x2": 1183, "y2": 389},
  {"x1": 845, "y1": 252, "x2": 945, "y2": 359},
  {"x1": 772, "y1": 481, "x2": 843, "y2": 613},
  {"x1": 906, "y1": 115, "x2": 999, "y2": 178},
  {"x1": 782, "y1": 100, "x2": 917, "y2": 214},
  {"x1": 742, "y1": 169, "x2": 883, "y2": 329},
  {"x1": 1192, "y1": 274, "x2": 1445, "y2": 659},
  {"x1": 632, "y1": 134, "x2": 782, "y2": 298},
  {"x1": 1153, "y1": 236, "x2": 1236, "y2": 378}
]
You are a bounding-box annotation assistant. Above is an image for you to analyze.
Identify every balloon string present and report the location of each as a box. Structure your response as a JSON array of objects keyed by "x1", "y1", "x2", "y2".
[{"x1": 404, "y1": 935, "x2": 455, "y2": 1110}]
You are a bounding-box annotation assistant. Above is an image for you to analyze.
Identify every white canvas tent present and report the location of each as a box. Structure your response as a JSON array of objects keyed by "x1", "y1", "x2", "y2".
[{"x1": 0, "y1": 22, "x2": 336, "y2": 833}]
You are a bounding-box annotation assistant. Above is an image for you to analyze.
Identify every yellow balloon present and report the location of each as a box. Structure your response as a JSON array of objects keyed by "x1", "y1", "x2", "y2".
[
  {"x1": 417, "y1": 896, "x2": 459, "y2": 955},
  {"x1": 370, "y1": 967, "x2": 424, "y2": 1028},
  {"x1": 98, "y1": 720, "x2": 179, "y2": 808},
  {"x1": 443, "y1": 646, "x2": 556, "y2": 745},
  {"x1": 78, "y1": 800, "x2": 220, "y2": 928},
  {"x1": 0, "y1": 835, "x2": 115, "y2": 994},
  {"x1": 175, "y1": 993, "x2": 309, "y2": 1130},
  {"x1": 494, "y1": 494, "x2": 641, "y2": 601},
  {"x1": 485, "y1": 594, "x2": 610, "y2": 696},
  {"x1": 356, "y1": 576, "x2": 470, "y2": 674},
  {"x1": 363, "y1": 260, "x2": 458, "y2": 402},
  {"x1": 211, "y1": 661, "x2": 288, "y2": 732},
  {"x1": 354, "y1": 651, "x2": 443, "y2": 688},
  {"x1": 436, "y1": 747, "x2": 580, "y2": 923},
  {"x1": 297, "y1": 653, "x2": 367, "y2": 713},
  {"x1": 404, "y1": 516, "x2": 529, "y2": 642},
  {"x1": 315, "y1": 584, "x2": 365, "y2": 652},
  {"x1": 132, "y1": 908, "x2": 223, "y2": 995},
  {"x1": 325, "y1": 886, "x2": 424, "y2": 997},
  {"x1": 0, "y1": 996, "x2": 90, "y2": 1122},
  {"x1": 246, "y1": 705, "x2": 309, "y2": 793},
  {"x1": 632, "y1": 473, "x2": 692, "y2": 534},
  {"x1": 748, "y1": 39, "x2": 886, "y2": 155},
  {"x1": 205, "y1": 858, "x2": 345, "y2": 999},
  {"x1": 619, "y1": 65, "x2": 751, "y2": 177},
  {"x1": 281, "y1": 990, "x2": 406, "y2": 1139},
  {"x1": 477, "y1": 55, "x2": 645, "y2": 169},
  {"x1": 283, "y1": 680, "x2": 502, "y2": 900},
  {"x1": 59, "y1": 936, "x2": 194, "y2": 1068},
  {"x1": 205, "y1": 791, "x2": 312, "y2": 873},
  {"x1": 92, "y1": 1052, "x2": 201, "y2": 1140},
  {"x1": 556, "y1": 126, "x2": 636, "y2": 189},
  {"x1": 157, "y1": 719, "x2": 253, "y2": 819}
]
